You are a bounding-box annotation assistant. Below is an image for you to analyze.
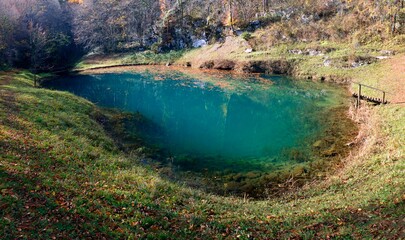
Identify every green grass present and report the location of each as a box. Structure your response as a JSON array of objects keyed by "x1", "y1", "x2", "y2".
[
  {"x1": 74, "y1": 50, "x2": 185, "y2": 71},
  {"x1": 0, "y1": 63, "x2": 404, "y2": 238},
  {"x1": 178, "y1": 37, "x2": 405, "y2": 85}
]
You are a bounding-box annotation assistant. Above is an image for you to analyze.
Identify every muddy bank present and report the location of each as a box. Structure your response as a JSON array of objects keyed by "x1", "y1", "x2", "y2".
[
  {"x1": 191, "y1": 59, "x2": 351, "y2": 84},
  {"x1": 198, "y1": 59, "x2": 293, "y2": 74}
]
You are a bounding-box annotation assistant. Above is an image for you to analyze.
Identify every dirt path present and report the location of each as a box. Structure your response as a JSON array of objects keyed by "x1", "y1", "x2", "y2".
[{"x1": 383, "y1": 55, "x2": 405, "y2": 104}]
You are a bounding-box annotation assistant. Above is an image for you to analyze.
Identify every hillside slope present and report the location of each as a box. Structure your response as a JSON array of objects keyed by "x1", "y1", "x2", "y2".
[{"x1": 0, "y1": 56, "x2": 404, "y2": 238}]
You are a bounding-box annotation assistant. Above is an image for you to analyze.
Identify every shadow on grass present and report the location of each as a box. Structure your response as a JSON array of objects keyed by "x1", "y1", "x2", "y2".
[{"x1": 0, "y1": 167, "x2": 110, "y2": 239}]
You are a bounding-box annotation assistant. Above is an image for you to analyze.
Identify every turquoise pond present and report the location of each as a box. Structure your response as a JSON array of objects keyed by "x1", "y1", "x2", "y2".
[{"x1": 43, "y1": 68, "x2": 351, "y2": 173}]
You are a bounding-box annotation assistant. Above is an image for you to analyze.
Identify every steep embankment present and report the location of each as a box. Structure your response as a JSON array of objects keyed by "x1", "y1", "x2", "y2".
[{"x1": 177, "y1": 36, "x2": 405, "y2": 84}]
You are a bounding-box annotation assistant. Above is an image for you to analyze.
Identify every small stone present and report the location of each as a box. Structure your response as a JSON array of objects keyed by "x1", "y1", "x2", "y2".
[
  {"x1": 291, "y1": 166, "x2": 305, "y2": 176},
  {"x1": 323, "y1": 59, "x2": 332, "y2": 67},
  {"x1": 322, "y1": 146, "x2": 337, "y2": 157},
  {"x1": 289, "y1": 49, "x2": 303, "y2": 55},
  {"x1": 307, "y1": 49, "x2": 322, "y2": 56},
  {"x1": 245, "y1": 171, "x2": 260, "y2": 179},
  {"x1": 376, "y1": 56, "x2": 389, "y2": 60},
  {"x1": 380, "y1": 50, "x2": 394, "y2": 56}
]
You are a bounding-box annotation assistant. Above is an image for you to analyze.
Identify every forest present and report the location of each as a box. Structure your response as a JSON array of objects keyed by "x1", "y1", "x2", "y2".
[{"x1": 1, "y1": 0, "x2": 404, "y2": 71}]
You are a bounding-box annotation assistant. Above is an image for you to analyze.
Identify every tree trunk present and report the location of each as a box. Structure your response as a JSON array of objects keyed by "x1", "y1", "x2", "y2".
[
  {"x1": 392, "y1": 13, "x2": 397, "y2": 34},
  {"x1": 229, "y1": 0, "x2": 234, "y2": 32},
  {"x1": 177, "y1": 0, "x2": 184, "y2": 27},
  {"x1": 391, "y1": 0, "x2": 401, "y2": 34},
  {"x1": 262, "y1": 0, "x2": 269, "y2": 14}
]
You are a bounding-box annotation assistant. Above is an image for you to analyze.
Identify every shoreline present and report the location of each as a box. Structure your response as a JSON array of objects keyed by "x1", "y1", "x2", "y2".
[
  {"x1": 1, "y1": 64, "x2": 403, "y2": 238},
  {"x1": 47, "y1": 65, "x2": 360, "y2": 199}
]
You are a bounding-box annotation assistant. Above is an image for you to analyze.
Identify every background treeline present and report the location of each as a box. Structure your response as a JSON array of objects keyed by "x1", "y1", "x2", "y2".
[
  {"x1": 0, "y1": 0, "x2": 404, "y2": 71},
  {"x1": 0, "y1": 0, "x2": 79, "y2": 71}
]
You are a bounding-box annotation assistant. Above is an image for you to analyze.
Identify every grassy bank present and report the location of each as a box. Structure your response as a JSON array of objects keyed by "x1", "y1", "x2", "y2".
[
  {"x1": 0, "y1": 61, "x2": 404, "y2": 238},
  {"x1": 178, "y1": 37, "x2": 405, "y2": 84},
  {"x1": 76, "y1": 37, "x2": 405, "y2": 96},
  {"x1": 74, "y1": 51, "x2": 185, "y2": 71}
]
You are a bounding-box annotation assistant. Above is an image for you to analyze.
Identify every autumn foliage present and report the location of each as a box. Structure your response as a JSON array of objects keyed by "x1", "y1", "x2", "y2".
[{"x1": 0, "y1": 0, "x2": 404, "y2": 70}]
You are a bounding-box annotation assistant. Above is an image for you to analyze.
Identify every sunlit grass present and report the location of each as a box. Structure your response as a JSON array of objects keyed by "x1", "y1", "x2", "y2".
[
  {"x1": 74, "y1": 51, "x2": 185, "y2": 71},
  {"x1": 0, "y1": 57, "x2": 404, "y2": 238}
]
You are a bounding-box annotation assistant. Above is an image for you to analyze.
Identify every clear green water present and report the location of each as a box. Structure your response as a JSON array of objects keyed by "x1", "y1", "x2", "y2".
[{"x1": 44, "y1": 69, "x2": 349, "y2": 173}]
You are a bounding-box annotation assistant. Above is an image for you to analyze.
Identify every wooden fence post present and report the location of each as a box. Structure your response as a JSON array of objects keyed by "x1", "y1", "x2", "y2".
[
  {"x1": 357, "y1": 84, "x2": 362, "y2": 108},
  {"x1": 352, "y1": 81, "x2": 389, "y2": 105}
]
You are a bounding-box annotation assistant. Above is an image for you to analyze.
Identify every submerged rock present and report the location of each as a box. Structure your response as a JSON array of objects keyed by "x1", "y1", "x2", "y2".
[
  {"x1": 291, "y1": 165, "x2": 306, "y2": 177},
  {"x1": 245, "y1": 171, "x2": 261, "y2": 179},
  {"x1": 313, "y1": 140, "x2": 323, "y2": 148},
  {"x1": 322, "y1": 145, "x2": 338, "y2": 157}
]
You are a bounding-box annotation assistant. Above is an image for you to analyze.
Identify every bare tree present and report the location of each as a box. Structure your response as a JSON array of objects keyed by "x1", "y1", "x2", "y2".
[
  {"x1": 73, "y1": 0, "x2": 161, "y2": 52},
  {"x1": 0, "y1": 0, "x2": 76, "y2": 70}
]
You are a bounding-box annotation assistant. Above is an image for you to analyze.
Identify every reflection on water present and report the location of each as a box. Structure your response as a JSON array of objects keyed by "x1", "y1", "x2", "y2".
[{"x1": 44, "y1": 69, "x2": 348, "y2": 173}]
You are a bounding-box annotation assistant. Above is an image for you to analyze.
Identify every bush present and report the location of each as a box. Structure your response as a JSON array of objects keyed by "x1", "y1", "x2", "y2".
[
  {"x1": 150, "y1": 42, "x2": 160, "y2": 54},
  {"x1": 241, "y1": 32, "x2": 252, "y2": 41}
]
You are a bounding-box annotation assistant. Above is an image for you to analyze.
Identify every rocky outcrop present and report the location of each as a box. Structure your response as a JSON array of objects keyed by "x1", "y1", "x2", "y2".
[
  {"x1": 199, "y1": 60, "x2": 215, "y2": 69},
  {"x1": 159, "y1": 16, "x2": 224, "y2": 51},
  {"x1": 199, "y1": 60, "x2": 236, "y2": 70},
  {"x1": 214, "y1": 60, "x2": 236, "y2": 70},
  {"x1": 238, "y1": 60, "x2": 295, "y2": 74},
  {"x1": 199, "y1": 59, "x2": 294, "y2": 74},
  {"x1": 288, "y1": 47, "x2": 335, "y2": 56}
]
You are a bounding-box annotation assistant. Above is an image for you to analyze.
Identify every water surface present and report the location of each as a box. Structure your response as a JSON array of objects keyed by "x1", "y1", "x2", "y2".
[{"x1": 44, "y1": 68, "x2": 350, "y2": 174}]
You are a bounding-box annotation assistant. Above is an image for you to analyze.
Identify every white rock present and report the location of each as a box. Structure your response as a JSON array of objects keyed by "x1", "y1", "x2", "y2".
[
  {"x1": 192, "y1": 39, "x2": 207, "y2": 48},
  {"x1": 323, "y1": 59, "x2": 332, "y2": 67},
  {"x1": 289, "y1": 49, "x2": 303, "y2": 55},
  {"x1": 307, "y1": 49, "x2": 322, "y2": 56},
  {"x1": 380, "y1": 50, "x2": 394, "y2": 56},
  {"x1": 376, "y1": 56, "x2": 389, "y2": 60}
]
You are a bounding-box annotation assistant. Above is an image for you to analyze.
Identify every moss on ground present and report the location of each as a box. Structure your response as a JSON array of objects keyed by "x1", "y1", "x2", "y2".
[{"x1": 0, "y1": 53, "x2": 404, "y2": 239}]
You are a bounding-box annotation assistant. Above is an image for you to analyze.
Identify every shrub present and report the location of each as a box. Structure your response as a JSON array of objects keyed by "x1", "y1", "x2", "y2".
[
  {"x1": 150, "y1": 42, "x2": 160, "y2": 54},
  {"x1": 241, "y1": 32, "x2": 252, "y2": 41}
]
